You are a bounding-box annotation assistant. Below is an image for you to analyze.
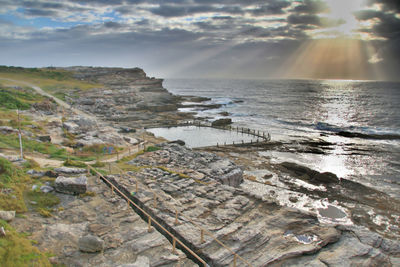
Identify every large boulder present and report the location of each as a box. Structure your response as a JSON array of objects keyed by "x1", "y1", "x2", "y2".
[
  {"x1": 220, "y1": 168, "x2": 244, "y2": 187},
  {"x1": 54, "y1": 167, "x2": 87, "y2": 175},
  {"x1": 0, "y1": 211, "x2": 15, "y2": 222},
  {"x1": 78, "y1": 235, "x2": 104, "y2": 253},
  {"x1": 55, "y1": 175, "x2": 87, "y2": 195}
]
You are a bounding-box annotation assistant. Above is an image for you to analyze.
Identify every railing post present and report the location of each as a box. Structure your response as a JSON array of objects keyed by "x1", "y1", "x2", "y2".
[
  {"x1": 87, "y1": 166, "x2": 90, "y2": 175},
  {"x1": 233, "y1": 254, "x2": 237, "y2": 267},
  {"x1": 135, "y1": 180, "x2": 138, "y2": 193},
  {"x1": 200, "y1": 229, "x2": 205, "y2": 243},
  {"x1": 153, "y1": 193, "x2": 157, "y2": 208},
  {"x1": 172, "y1": 237, "x2": 177, "y2": 254},
  {"x1": 111, "y1": 185, "x2": 114, "y2": 195}
]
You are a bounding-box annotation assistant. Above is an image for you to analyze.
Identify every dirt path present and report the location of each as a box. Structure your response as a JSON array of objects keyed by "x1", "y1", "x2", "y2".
[{"x1": 1, "y1": 78, "x2": 146, "y2": 167}]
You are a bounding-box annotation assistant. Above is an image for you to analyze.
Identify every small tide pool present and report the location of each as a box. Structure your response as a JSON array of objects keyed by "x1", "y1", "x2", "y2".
[{"x1": 147, "y1": 125, "x2": 260, "y2": 148}]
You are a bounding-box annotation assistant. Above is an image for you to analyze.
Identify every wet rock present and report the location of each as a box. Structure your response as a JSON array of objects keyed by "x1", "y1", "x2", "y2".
[
  {"x1": 78, "y1": 235, "x2": 104, "y2": 253},
  {"x1": 212, "y1": 118, "x2": 232, "y2": 127},
  {"x1": 279, "y1": 162, "x2": 339, "y2": 184},
  {"x1": 169, "y1": 140, "x2": 185, "y2": 146},
  {"x1": 0, "y1": 210, "x2": 15, "y2": 222},
  {"x1": 55, "y1": 175, "x2": 87, "y2": 195}
]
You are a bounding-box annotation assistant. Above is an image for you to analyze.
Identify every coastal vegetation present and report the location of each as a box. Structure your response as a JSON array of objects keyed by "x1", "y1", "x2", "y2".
[{"x1": 0, "y1": 66, "x2": 101, "y2": 101}]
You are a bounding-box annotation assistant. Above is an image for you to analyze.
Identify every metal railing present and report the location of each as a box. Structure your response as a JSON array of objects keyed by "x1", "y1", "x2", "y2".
[
  {"x1": 91, "y1": 160, "x2": 254, "y2": 267},
  {"x1": 88, "y1": 165, "x2": 208, "y2": 267}
]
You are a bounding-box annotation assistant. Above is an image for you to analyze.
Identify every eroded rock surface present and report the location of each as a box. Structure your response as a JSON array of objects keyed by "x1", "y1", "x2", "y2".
[
  {"x1": 129, "y1": 143, "x2": 243, "y2": 187},
  {"x1": 11, "y1": 169, "x2": 196, "y2": 267}
]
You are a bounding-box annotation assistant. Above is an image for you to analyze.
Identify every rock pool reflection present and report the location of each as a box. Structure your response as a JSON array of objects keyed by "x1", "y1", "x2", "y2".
[{"x1": 148, "y1": 126, "x2": 260, "y2": 148}]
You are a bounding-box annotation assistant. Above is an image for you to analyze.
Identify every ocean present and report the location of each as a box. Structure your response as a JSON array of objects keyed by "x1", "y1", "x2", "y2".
[{"x1": 164, "y1": 78, "x2": 400, "y2": 198}]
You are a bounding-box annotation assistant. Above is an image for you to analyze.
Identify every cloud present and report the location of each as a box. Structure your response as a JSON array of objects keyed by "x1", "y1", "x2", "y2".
[
  {"x1": 290, "y1": 0, "x2": 330, "y2": 14},
  {"x1": 0, "y1": 0, "x2": 399, "y2": 80},
  {"x1": 287, "y1": 14, "x2": 345, "y2": 28}
]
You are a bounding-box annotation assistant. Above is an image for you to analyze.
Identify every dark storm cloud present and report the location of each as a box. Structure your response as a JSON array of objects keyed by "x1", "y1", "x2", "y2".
[
  {"x1": 367, "y1": 0, "x2": 400, "y2": 13},
  {"x1": 249, "y1": 1, "x2": 292, "y2": 16},
  {"x1": 290, "y1": 0, "x2": 329, "y2": 14},
  {"x1": 355, "y1": 8, "x2": 400, "y2": 39}
]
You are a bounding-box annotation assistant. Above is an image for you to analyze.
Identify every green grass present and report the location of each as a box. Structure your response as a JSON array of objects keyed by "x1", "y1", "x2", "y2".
[
  {"x1": 25, "y1": 191, "x2": 60, "y2": 217},
  {"x1": 0, "y1": 219, "x2": 51, "y2": 267},
  {"x1": 63, "y1": 158, "x2": 86, "y2": 168},
  {"x1": 0, "y1": 133, "x2": 96, "y2": 161},
  {"x1": 145, "y1": 146, "x2": 161, "y2": 152},
  {"x1": 0, "y1": 85, "x2": 47, "y2": 110},
  {"x1": 0, "y1": 66, "x2": 102, "y2": 101},
  {"x1": 0, "y1": 158, "x2": 30, "y2": 213}
]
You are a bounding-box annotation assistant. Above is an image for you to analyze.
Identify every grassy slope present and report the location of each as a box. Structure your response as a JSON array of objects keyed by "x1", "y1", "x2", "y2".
[
  {"x1": 0, "y1": 157, "x2": 54, "y2": 266},
  {"x1": 0, "y1": 66, "x2": 103, "y2": 266},
  {"x1": 0, "y1": 66, "x2": 101, "y2": 100}
]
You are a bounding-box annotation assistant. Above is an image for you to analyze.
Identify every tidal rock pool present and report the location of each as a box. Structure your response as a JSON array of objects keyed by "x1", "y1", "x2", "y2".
[{"x1": 148, "y1": 125, "x2": 260, "y2": 148}]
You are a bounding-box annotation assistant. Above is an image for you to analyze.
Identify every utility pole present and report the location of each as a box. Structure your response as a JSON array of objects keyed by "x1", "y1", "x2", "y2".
[{"x1": 17, "y1": 109, "x2": 23, "y2": 160}]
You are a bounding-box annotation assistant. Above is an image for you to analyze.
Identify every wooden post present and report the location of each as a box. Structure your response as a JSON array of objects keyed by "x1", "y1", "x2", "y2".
[
  {"x1": 87, "y1": 166, "x2": 90, "y2": 175},
  {"x1": 172, "y1": 237, "x2": 177, "y2": 254},
  {"x1": 233, "y1": 254, "x2": 237, "y2": 267},
  {"x1": 200, "y1": 229, "x2": 205, "y2": 243},
  {"x1": 17, "y1": 109, "x2": 23, "y2": 160},
  {"x1": 111, "y1": 186, "x2": 114, "y2": 195},
  {"x1": 153, "y1": 193, "x2": 157, "y2": 208},
  {"x1": 148, "y1": 217, "x2": 152, "y2": 232},
  {"x1": 135, "y1": 180, "x2": 138, "y2": 193}
]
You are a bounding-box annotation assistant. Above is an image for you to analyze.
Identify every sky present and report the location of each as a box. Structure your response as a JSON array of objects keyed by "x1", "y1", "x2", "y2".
[{"x1": 0, "y1": 0, "x2": 399, "y2": 80}]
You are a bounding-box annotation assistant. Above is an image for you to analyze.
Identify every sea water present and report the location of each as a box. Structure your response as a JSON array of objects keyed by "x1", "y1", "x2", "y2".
[{"x1": 163, "y1": 78, "x2": 400, "y2": 198}]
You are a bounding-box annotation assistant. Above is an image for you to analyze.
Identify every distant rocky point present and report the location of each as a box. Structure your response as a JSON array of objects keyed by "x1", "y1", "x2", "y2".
[{"x1": 62, "y1": 66, "x2": 189, "y2": 127}]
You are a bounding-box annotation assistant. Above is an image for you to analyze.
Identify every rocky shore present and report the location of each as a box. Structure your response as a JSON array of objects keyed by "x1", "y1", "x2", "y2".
[{"x1": 0, "y1": 66, "x2": 399, "y2": 266}]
